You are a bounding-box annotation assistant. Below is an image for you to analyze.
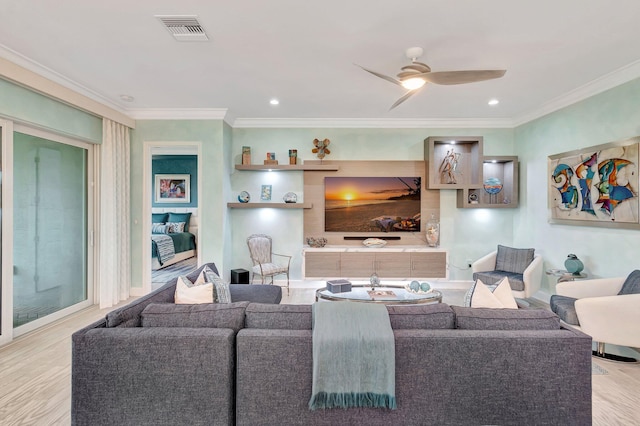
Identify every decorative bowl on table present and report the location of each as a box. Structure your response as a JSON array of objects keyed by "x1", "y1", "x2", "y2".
[
  {"x1": 306, "y1": 237, "x2": 327, "y2": 248},
  {"x1": 362, "y1": 238, "x2": 387, "y2": 248}
]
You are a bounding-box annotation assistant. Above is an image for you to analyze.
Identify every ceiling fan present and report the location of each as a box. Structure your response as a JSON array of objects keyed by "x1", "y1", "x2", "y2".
[{"x1": 357, "y1": 47, "x2": 506, "y2": 110}]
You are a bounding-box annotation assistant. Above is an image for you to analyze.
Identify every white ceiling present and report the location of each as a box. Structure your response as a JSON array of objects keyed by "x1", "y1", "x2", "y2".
[{"x1": 2, "y1": 0, "x2": 640, "y2": 126}]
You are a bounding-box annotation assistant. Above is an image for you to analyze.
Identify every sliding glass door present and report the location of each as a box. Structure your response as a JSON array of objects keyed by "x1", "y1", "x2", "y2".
[{"x1": 10, "y1": 129, "x2": 93, "y2": 335}]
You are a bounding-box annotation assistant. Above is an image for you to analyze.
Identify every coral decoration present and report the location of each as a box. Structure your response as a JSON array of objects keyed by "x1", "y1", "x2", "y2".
[{"x1": 312, "y1": 138, "x2": 331, "y2": 160}]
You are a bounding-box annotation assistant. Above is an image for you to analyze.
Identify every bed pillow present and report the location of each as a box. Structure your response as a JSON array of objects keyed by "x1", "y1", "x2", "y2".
[
  {"x1": 152, "y1": 213, "x2": 169, "y2": 224},
  {"x1": 168, "y1": 212, "x2": 192, "y2": 232},
  {"x1": 166, "y1": 222, "x2": 186, "y2": 233},
  {"x1": 152, "y1": 224, "x2": 170, "y2": 234}
]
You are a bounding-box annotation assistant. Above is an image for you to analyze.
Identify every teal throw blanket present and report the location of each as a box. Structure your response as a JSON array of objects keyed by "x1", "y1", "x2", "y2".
[{"x1": 309, "y1": 301, "x2": 396, "y2": 410}]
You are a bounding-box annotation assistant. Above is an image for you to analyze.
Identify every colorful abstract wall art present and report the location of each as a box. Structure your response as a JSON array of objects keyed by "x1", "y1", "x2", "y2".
[{"x1": 548, "y1": 138, "x2": 640, "y2": 228}]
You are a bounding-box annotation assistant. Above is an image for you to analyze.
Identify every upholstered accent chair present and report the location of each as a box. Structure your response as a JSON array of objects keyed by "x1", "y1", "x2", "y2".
[
  {"x1": 247, "y1": 234, "x2": 292, "y2": 294},
  {"x1": 472, "y1": 245, "x2": 543, "y2": 300},
  {"x1": 550, "y1": 270, "x2": 640, "y2": 362}
]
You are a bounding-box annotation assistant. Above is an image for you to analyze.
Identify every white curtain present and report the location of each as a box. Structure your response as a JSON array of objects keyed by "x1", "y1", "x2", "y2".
[{"x1": 99, "y1": 119, "x2": 131, "y2": 308}]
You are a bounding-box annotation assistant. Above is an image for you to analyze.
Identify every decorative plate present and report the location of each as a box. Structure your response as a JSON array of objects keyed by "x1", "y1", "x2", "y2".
[
  {"x1": 283, "y1": 192, "x2": 298, "y2": 203},
  {"x1": 238, "y1": 191, "x2": 250, "y2": 203},
  {"x1": 362, "y1": 238, "x2": 387, "y2": 248},
  {"x1": 483, "y1": 177, "x2": 503, "y2": 194}
]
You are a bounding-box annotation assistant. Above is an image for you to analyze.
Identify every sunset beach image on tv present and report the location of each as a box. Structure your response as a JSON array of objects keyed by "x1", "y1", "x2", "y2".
[{"x1": 324, "y1": 176, "x2": 421, "y2": 232}]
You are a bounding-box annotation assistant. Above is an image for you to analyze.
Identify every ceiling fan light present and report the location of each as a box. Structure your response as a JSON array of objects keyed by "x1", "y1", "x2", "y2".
[{"x1": 401, "y1": 77, "x2": 426, "y2": 90}]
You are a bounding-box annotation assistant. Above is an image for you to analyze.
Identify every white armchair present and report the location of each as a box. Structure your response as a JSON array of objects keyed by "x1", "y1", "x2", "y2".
[
  {"x1": 472, "y1": 246, "x2": 544, "y2": 299},
  {"x1": 246, "y1": 234, "x2": 292, "y2": 294},
  {"x1": 554, "y1": 275, "x2": 640, "y2": 360}
]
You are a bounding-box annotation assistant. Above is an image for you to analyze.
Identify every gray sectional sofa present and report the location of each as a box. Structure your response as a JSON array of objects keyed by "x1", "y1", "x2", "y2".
[{"x1": 72, "y1": 263, "x2": 592, "y2": 425}]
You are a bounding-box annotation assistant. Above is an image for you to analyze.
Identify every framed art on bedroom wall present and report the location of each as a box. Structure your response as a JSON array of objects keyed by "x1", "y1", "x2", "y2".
[
  {"x1": 548, "y1": 136, "x2": 640, "y2": 229},
  {"x1": 155, "y1": 174, "x2": 191, "y2": 203}
]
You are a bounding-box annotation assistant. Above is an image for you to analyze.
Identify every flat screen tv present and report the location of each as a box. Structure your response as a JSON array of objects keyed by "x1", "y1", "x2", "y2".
[{"x1": 324, "y1": 176, "x2": 421, "y2": 232}]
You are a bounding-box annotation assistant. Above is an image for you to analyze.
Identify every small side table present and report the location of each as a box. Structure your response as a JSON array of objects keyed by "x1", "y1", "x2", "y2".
[
  {"x1": 231, "y1": 269, "x2": 250, "y2": 284},
  {"x1": 546, "y1": 269, "x2": 588, "y2": 283}
]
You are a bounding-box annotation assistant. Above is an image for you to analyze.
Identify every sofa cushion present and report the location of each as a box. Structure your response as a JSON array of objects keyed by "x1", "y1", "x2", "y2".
[
  {"x1": 204, "y1": 268, "x2": 232, "y2": 303},
  {"x1": 244, "y1": 303, "x2": 456, "y2": 330},
  {"x1": 230, "y1": 284, "x2": 282, "y2": 304},
  {"x1": 472, "y1": 271, "x2": 525, "y2": 291},
  {"x1": 549, "y1": 295, "x2": 580, "y2": 326},
  {"x1": 618, "y1": 269, "x2": 640, "y2": 295},
  {"x1": 246, "y1": 303, "x2": 312, "y2": 329},
  {"x1": 141, "y1": 301, "x2": 249, "y2": 331},
  {"x1": 495, "y1": 245, "x2": 534, "y2": 274},
  {"x1": 386, "y1": 303, "x2": 455, "y2": 329},
  {"x1": 452, "y1": 306, "x2": 561, "y2": 330}
]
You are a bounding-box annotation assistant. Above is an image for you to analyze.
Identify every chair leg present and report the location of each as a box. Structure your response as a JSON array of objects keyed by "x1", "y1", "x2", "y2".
[{"x1": 592, "y1": 342, "x2": 638, "y2": 363}]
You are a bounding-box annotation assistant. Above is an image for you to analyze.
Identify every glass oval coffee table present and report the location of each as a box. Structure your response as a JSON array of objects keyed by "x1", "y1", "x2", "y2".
[{"x1": 315, "y1": 284, "x2": 442, "y2": 305}]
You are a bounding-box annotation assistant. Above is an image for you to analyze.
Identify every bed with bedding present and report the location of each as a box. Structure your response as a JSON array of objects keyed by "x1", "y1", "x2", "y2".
[{"x1": 151, "y1": 212, "x2": 197, "y2": 270}]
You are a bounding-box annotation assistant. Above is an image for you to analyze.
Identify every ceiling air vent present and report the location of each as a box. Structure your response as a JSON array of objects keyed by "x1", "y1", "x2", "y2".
[{"x1": 156, "y1": 15, "x2": 209, "y2": 42}]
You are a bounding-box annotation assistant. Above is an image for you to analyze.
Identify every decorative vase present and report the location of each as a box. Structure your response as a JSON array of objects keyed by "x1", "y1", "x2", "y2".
[
  {"x1": 564, "y1": 254, "x2": 584, "y2": 275},
  {"x1": 426, "y1": 213, "x2": 440, "y2": 247},
  {"x1": 369, "y1": 272, "x2": 380, "y2": 290}
]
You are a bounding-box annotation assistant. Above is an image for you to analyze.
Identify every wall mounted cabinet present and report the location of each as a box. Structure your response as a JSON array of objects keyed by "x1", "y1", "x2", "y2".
[
  {"x1": 426, "y1": 136, "x2": 483, "y2": 189},
  {"x1": 303, "y1": 247, "x2": 448, "y2": 280},
  {"x1": 456, "y1": 156, "x2": 519, "y2": 208}
]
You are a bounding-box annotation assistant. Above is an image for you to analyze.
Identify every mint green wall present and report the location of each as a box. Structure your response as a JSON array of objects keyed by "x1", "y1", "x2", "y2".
[
  {"x1": 130, "y1": 120, "x2": 226, "y2": 288},
  {"x1": 222, "y1": 122, "x2": 233, "y2": 282},
  {"x1": 0, "y1": 79, "x2": 102, "y2": 143},
  {"x1": 514, "y1": 77, "x2": 640, "y2": 294},
  {"x1": 230, "y1": 127, "x2": 515, "y2": 280}
]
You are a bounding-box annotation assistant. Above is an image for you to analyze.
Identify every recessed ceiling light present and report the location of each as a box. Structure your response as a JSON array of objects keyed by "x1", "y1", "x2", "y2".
[
  {"x1": 270, "y1": 99, "x2": 279, "y2": 105},
  {"x1": 120, "y1": 94, "x2": 135, "y2": 102},
  {"x1": 488, "y1": 98, "x2": 499, "y2": 106},
  {"x1": 491, "y1": 160, "x2": 497, "y2": 163}
]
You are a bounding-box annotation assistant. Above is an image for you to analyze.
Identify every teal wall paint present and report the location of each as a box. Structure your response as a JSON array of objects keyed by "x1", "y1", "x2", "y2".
[
  {"x1": 0, "y1": 79, "x2": 102, "y2": 143},
  {"x1": 230, "y1": 127, "x2": 515, "y2": 280},
  {"x1": 130, "y1": 120, "x2": 225, "y2": 289},
  {"x1": 152, "y1": 155, "x2": 198, "y2": 207},
  {"x1": 514, "y1": 77, "x2": 640, "y2": 294}
]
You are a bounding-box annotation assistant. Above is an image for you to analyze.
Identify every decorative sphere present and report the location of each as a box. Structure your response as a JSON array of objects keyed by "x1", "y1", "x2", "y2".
[
  {"x1": 238, "y1": 191, "x2": 250, "y2": 203},
  {"x1": 420, "y1": 282, "x2": 431, "y2": 292},
  {"x1": 409, "y1": 281, "x2": 420, "y2": 291},
  {"x1": 483, "y1": 177, "x2": 503, "y2": 195}
]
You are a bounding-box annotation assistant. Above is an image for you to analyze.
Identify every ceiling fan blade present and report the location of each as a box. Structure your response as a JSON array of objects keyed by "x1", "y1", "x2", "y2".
[
  {"x1": 389, "y1": 87, "x2": 424, "y2": 110},
  {"x1": 419, "y1": 70, "x2": 506, "y2": 85},
  {"x1": 355, "y1": 64, "x2": 402, "y2": 86}
]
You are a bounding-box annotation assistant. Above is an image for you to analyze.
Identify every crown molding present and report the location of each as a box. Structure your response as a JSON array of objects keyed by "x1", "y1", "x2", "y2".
[
  {"x1": 127, "y1": 108, "x2": 229, "y2": 122},
  {"x1": 513, "y1": 58, "x2": 640, "y2": 127},
  {"x1": 231, "y1": 117, "x2": 515, "y2": 129},
  {"x1": 0, "y1": 43, "x2": 135, "y2": 127}
]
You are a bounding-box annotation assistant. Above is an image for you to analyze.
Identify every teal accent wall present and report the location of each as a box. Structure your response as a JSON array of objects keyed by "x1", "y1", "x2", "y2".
[
  {"x1": 0, "y1": 78, "x2": 102, "y2": 143},
  {"x1": 514, "y1": 77, "x2": 640, "y2": 293},
  {"x1": 130, "y1": 119, "x2": 226, "y2": 289},
  {"x1": 151, "y1": 155, "x2": 198, "y2": 207}
]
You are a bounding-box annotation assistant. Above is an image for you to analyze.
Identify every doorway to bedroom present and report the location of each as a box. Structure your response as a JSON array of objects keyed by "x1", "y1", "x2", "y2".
[{"x1": 144, "y1": 143, "x2": 202, "y2": 291}]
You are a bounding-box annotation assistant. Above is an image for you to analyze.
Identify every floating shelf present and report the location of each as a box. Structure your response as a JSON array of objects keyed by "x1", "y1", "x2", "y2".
[
  {"x1": 425, "y1": 136, "x2": 483, "y2": 189},
  {"x1": 456, "y1": 155, "x2": 519, "y2": 208},
  {"x1": 227, "y1": 202, "x2": 313, "y2": 209},
  {"x1": 235, "y1": 164, "x2": 339, "y2": 171}
]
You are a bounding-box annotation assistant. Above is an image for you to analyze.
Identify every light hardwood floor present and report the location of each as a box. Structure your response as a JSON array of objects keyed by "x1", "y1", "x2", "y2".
[{"x1": 0, "y1": 285, "x2": 639, "y2": 425}]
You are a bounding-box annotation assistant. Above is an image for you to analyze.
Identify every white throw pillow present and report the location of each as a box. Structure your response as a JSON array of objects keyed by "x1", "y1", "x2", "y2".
[
  {"x1": 469, "y1": 278, "x2": 518, "y2": 309},
  {"x1": 174, "y1": 276, "x2": 214, "y2": 304}
]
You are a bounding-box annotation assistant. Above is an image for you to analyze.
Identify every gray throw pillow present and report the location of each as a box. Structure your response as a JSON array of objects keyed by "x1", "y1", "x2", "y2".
[
  {"x1": 495, "y1": 245, "x2": 535, "y2": 274},
  {"x1": 618, "y1": 270, "x2": 640, "y2": 295}
]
